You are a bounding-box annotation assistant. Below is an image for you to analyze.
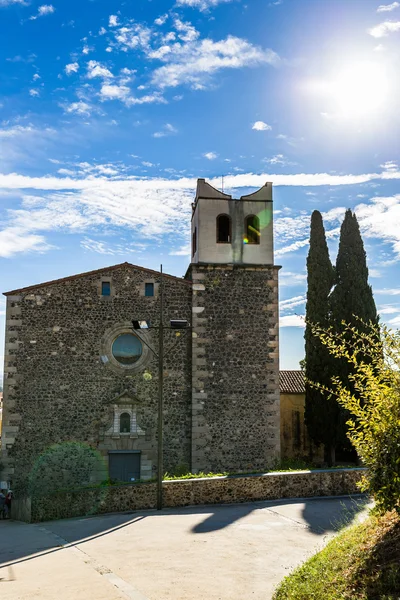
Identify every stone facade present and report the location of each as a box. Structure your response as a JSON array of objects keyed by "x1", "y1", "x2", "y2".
[
  {"x1": 1, "y1": 263, "x2": 192, "y2": 494},
  {"x1": 189, "y1": 264, "x2": 280, "y2": 472},
  {"x1": 1, "y1": 178, "x2": 281, "y2": 493}
]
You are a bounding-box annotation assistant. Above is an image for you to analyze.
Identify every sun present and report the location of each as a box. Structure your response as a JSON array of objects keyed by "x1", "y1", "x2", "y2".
[{"x1": 329, "y1": 61, "x2": 389, "y2": 118}]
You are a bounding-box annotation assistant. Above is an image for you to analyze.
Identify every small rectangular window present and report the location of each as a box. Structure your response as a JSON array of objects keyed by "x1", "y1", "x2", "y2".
[
  {"x1": 102, "y1": 281, "x2": 111, "y2": 296},
  {"x1": 145, "y1": 283, "x2": 154, "y2": 297}
]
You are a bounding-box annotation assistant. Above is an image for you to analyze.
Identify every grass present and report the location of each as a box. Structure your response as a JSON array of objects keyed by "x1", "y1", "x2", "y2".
[
  {"x1": 273, "y1": 509, "x2": 400, "y2": 600},
  {"x1": 163, "y1": 459, "x2": 357, "y2": 481}
]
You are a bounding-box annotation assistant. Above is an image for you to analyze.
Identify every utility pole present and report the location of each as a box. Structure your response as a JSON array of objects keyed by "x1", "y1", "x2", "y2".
[
  {"x1": 157, "y1": 265, "x2": 164, "y2": 511},
  {"x1": 132, "y1": 265, "x2": 188, "y2": 511}
]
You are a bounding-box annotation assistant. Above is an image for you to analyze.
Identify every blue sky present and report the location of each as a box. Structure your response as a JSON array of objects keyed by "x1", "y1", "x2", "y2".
[{"x1": 1, "y1": 0, "x2": 400, "y2": 372}]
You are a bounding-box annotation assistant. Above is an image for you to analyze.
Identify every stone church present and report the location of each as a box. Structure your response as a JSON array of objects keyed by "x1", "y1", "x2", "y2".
[{"x1": 1, "y1": 179, "x2": 280, "y2": 493}]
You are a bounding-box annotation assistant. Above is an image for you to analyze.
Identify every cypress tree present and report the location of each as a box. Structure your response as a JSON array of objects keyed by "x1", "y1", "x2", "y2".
[
  {"x1": 330, "y1": 209, "x2": 377, "y2": 327},
  {"x1": 304, "y1": 211, "x2": 337, "y2": 465},
  {"x1": 329, "y1": 209, "x2": 378, "y2": 454}
]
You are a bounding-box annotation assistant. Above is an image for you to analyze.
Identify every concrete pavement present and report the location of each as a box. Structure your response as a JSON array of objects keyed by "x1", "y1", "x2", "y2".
[{"x1": 0, "y1": 495, "x2": 369, "y2": 600}]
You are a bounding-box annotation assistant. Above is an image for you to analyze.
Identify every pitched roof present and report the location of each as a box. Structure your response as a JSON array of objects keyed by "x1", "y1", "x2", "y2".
[
  {"x1": 279, "y1": 370, "x2": 305, "y2": 394},
  {"x1": 4, "y1": 262, "x2": 191, "y2": 296}
]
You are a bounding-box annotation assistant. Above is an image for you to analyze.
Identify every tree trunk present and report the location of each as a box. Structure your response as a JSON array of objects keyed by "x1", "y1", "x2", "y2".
[{"x1": 324, "y1": 444, "x2": 336, "y2": 467}]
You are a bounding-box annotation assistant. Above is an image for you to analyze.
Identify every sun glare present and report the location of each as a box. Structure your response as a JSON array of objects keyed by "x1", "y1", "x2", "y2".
[{"x1": 329, "y1": 61, "x2": 389, "y2": 118}]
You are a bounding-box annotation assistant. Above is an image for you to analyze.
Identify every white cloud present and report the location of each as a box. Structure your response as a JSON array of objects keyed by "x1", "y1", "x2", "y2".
[
  {"x1": 87, "y1": 60, "x2": 114, "y2": 80},
  {"x1": 376, "y1": 288, "x2": 400, "y2": 295},
  {"x1": 280, "y1": 295, "x2": 306, "y2": 311},
  {"x1": 29, "y1": 89, "x2": 40, "y2": 97},
  {"x1": 151, "y1": 35, "x2": 279, "y2": 89},
  {"x1": 155, "y1": 14, "x2": 168, "y2": 26},
  {"x1": 354, "y1": 194, "x2": 400, "y2": 258},
  {"x1": 109, "y1": 14, "x2": 118, "y2": 27},
  {"x1": 99, "y1": 26, "x2": 107, "y2": 35},
  {"x1": 203, "y1": 152, "x2": 218, "y2": 160},
  {"x1": 174, "y1": 18, "x2": 199, "y2": 42},
  {"x1": 2, "y1": 168, "x2": 400, "y2": 259},
  {"x1": 169, "y1": 243, "x2": 191, "y2": 256},
  {"x1": 175, "y1": 0, "x2": 234, "y2": 10},
  {"x1": 153, "y1": 123, "x2": 177, "y2": 138},
  {"x1": 280, "y1": 315, "x2": 305, "y2": 328},
  {"x1": 265, "y1": 154, "x2": 289, "y2": 166},
  {"x1": 63, "y1": 101, "x2": 92, "y2": 116},
  {"x1": 65, "y1": 62, "x2": 79, "y2": 75},
  {"x1": 58, "y1": 168, "x2": 75, "y2": 176},
  {"x1": 114, "y1": 23, "x2": 152, "y2": 51},
  {"x1": 98, "y1": 84, "x2": 164, "y2": 106},
  {"x1": 388, "y1": 314, "x2": 400, "y2": 326},
  {"x1": 0, "y1": 125, "x2": 35, "y2": 138},
  {"x1": 377, "y1": 2, "x2": 400, "y2": 12},
  {"x1": 275, "y1": 238, "x2": 309, "y2": 257},
  {"x1": 119, "y1": 67, "x2": 136, "y2": 83},
  {"x1": 108, "y1": 17, "x2": 279, "y2": 91},
  {"x1": 100, "y1": 83, "x2": 130, "y2": 101},
  {"x1": 0, "y1": 0, "x2": 27, "y2": 5},
  {"x1": 29, "y1": 4, "x2": 54, "y2": 19},
  {"x1": 369, "y1": 268, "x2": 382, "y2": 278},
  {"x1": 33, "y1": 73, "x2": 41, "y2": 81},
  {"x1": 368, "y1": 20, "x2": 400, "y2": 37},
  {"x1": 81, "y1": 238, "x2": 146, "y2": 255},
  {"x1": 381, "y1": 160, "x2": 398, "y2": 171},
  {"x1": 279, "y1": 271, "x2": 307, "y2": 286},
  {"x1": 38, "y1": 4, "x2": 54, "y2": 14},
  {"x1": 142, "y1": 161, "x2": 154, "y2": 167},
  {"x1": 0, "y1": 227, "x2": 52, "y2": 257},
  {"x1": 252, "y1": 121, "x2": 272, "y2": 131},
  {"x1": 379, "y1": 306, "x2": 400, "y2": 314}
]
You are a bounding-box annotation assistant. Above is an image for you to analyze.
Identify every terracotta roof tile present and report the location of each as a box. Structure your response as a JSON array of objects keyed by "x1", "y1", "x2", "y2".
[
  {"x1": 4, "y1": 262, "x2": 191, "y2": 296},
  {"x1": 279, "y1": 370, "x2": 305, "y2": 394}
]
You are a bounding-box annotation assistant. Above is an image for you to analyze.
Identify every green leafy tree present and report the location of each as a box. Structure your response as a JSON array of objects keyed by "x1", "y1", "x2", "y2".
[
  {"x1": 304, "y1": 211, "x2": 336, "y2": 464},
  {"x1": 312, "y1": 320, "x2": 400, "y2": 514},
  {"x1": 329, "y1": 210, "x2": 378, "y2": 454}
]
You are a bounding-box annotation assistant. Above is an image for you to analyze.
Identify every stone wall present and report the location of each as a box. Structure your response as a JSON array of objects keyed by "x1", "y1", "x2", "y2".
[
  {"x1": 19, "y1": 468, "x2": 366, "y2": 523},
  {"x1": 189, "y1": 264, "x2": 280, "y2": 473},
  {"x1": 1, "y1": 263, "x2": 192, "y2": 494}
]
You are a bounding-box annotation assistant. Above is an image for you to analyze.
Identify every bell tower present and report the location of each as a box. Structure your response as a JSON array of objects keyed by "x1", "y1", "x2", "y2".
[
  {"x1": 189, "y1": 179, "x2": 280, "y2": 474},
  {"x1": 191, "y1": 178, "x2": 274, "y2": 265}
]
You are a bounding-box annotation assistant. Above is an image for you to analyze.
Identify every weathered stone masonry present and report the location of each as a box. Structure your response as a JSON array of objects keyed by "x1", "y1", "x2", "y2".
[
  {"x1": 2, "y1": 263, "x2": 192, "y2": 493},
  {"x1": 189, "y1": 264, "x2": 280, "y2": 473}
]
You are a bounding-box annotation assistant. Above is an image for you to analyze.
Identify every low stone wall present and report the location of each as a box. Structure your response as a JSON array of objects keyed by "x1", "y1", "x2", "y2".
[{"x1": 13, "y1": 468, "x2": 366, "y2": 523}]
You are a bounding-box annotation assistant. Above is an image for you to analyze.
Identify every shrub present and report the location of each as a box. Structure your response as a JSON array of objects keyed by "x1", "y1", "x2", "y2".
[{"x1": 311, "y1": 319, "x2": 400, "y2": 514}]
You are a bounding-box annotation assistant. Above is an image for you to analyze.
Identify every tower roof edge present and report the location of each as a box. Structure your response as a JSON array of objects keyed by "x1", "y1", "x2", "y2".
[
  {"x1": 196, "y1": 178, "x2": 232, "y2": 201},
  {"x1": 240, "y1": 182, "x2": 273, "y2": 202}
]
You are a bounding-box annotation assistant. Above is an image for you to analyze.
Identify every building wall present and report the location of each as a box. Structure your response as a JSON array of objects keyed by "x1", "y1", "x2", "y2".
[
  {"x1": 192, "y1": 197, "x2": 274, "y2": 266},
  {"x1": 280, "y1": 392, "x2": 324, "y2": 461},
  {"x1": 1, "y1": 264, "x2": 192, "y2": 494},
  {"x1": 280, "y1": 393, "x2": 309, "y2": 459},
  {"x1": 190, "y1": 263, "x2": 280, "y2": 473}
]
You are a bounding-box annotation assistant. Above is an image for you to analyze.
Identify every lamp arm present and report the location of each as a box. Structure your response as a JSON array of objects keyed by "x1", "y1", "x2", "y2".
[{"x1": 138, "y1": 334, "x2": 159, "y2": 359}]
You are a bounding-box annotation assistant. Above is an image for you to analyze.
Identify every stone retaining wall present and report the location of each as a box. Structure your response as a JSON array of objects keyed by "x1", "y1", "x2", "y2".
[{"x1": 13, "y1": 468, "x2": 366, "y2": 523}]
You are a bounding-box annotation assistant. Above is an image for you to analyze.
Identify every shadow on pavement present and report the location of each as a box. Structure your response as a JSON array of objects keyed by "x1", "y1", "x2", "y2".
[
  {"x1": 191, "y1": 494, "x2": 369, "y2": 534},
  {"x1": 0, "y1": 495, "x2": 369, "y2": 570}
]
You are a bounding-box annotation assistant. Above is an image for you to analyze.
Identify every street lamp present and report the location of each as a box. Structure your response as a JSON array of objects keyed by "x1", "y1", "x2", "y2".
[{"x1": 132, "y1": 265, "x2": 189, "y2": 510}]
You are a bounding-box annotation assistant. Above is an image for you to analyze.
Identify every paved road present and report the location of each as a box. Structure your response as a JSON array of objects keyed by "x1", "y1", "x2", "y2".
[{"x1": 0, "y1": 496, "x2": 369, "y2": 600}]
